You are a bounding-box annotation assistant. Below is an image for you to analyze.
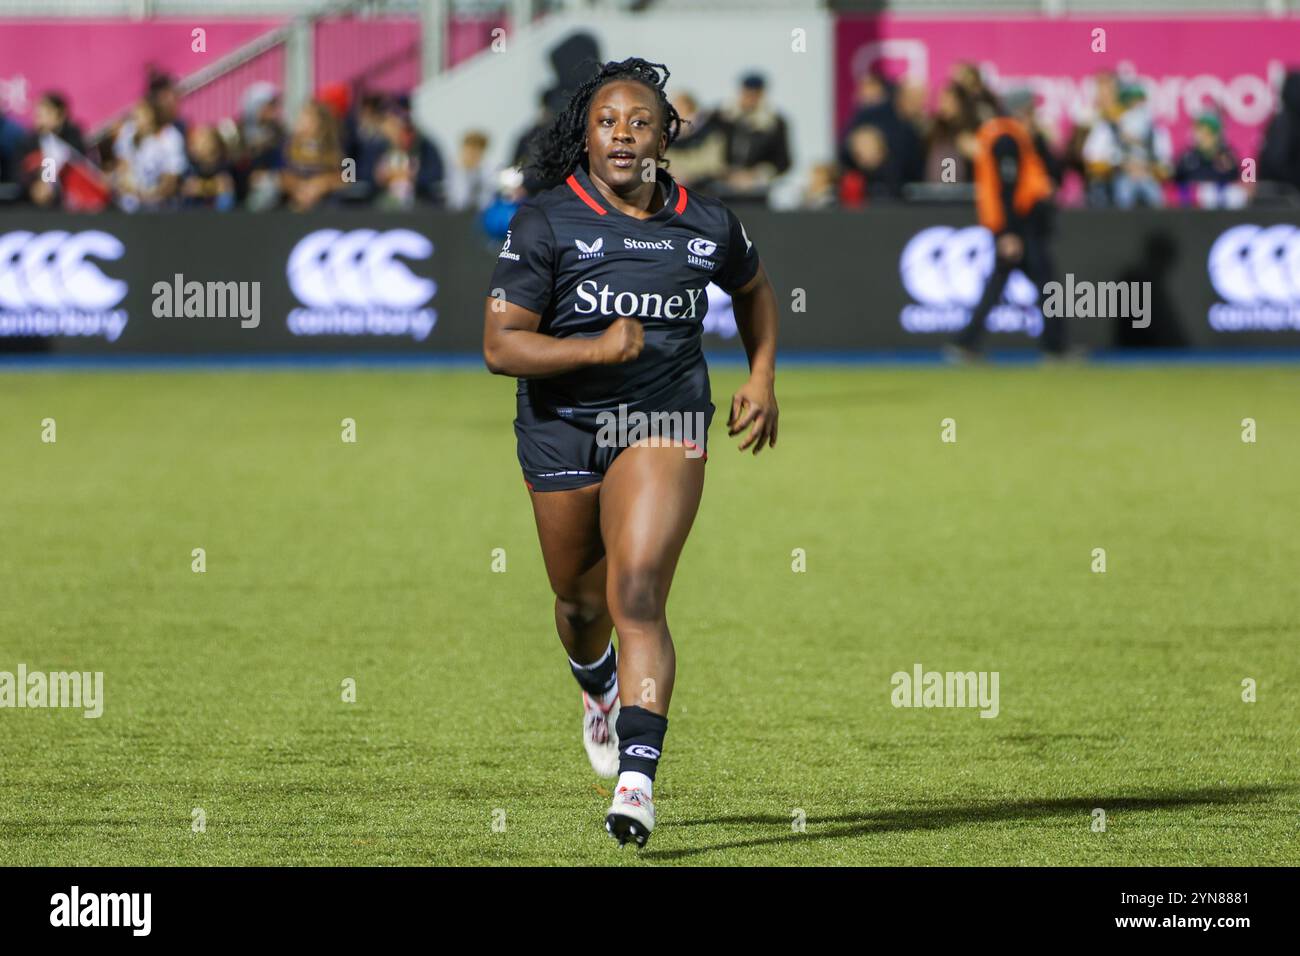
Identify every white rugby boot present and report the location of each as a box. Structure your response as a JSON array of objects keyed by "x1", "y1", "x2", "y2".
[
  {"x1": 581, "y1": 692, "x2": 620, "y2": 778},
  {"x1": 605, "y1": 784, "x2": 655, "y2": 848}
]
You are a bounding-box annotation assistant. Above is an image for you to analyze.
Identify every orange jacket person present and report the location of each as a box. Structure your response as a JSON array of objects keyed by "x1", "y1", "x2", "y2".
[{"x1": 950, "y1": 88, "x2": 1065, "y2": 358}]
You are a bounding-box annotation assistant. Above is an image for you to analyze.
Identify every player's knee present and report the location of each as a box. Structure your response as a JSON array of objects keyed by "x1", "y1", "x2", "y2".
[
  {"x1": 610, "y1": 566, "x2": 667, "y2": 626},
  {"x1": 554, "y1": 592, "x2": 606, "y2": 631}
]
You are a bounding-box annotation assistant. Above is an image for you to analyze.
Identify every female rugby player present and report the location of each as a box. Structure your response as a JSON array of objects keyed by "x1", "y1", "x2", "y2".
[{"x1": 483, "y1": 58, "x2": 780, "y2": 848}]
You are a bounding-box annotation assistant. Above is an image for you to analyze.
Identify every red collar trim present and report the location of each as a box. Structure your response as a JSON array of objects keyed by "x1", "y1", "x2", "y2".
[
  {"x1": 566, "y1": 170, "x2": 687, "y2": 218},
  {"x1": 565, "y1": 173, "x2": 607, "y2": 215}
]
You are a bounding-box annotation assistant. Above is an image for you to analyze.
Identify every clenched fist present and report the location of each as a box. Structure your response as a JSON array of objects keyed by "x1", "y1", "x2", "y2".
[{"x1": 594, "y1": 317, "x2": 644, "y2": 365}]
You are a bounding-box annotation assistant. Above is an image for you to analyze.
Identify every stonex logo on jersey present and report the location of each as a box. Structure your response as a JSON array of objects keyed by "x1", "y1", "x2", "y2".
[
  {"x1": 574, "y1": 281, "x2": 707, "y2": 321},
  {"x1": 625, "y1": 238, "x2": 673, "y2": 251}
]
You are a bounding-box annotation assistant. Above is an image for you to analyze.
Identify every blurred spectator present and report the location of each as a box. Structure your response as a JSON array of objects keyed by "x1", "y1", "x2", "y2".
[
  {"x1": 148, "y1": 71, "x2": 187, "y2": 138},
  {"x1": 893, "y1": 80, "x2": 928, "y2": 183},
  {"x1": 1173, "y1": 113, "x2": 1241, "y2": 207},
  {"x1": 951, "y1": 63, "x2": 1001, "y2": 125},
  {"x1": 373, "y1": 109, "x2": 420, "y2": 210},
  {"x1": 843, "y1": 70, "x2": 892, "y2": 132},
  {"x1": 1069, "y1": 71, "x2": 1121, "y2": 205},
  {"x1": 240, "y1": 83, "x2": 285, "y2": 167},
  {"x1": 444, "y1": 130, "x2": 496, "y2": 212},
  {"x1": 281, "y1": 101, "x2": 343, "y2": 212},
  {"x1": 480, "y1": 165, "x2": 527, "y2": 242},
  {"x1": 317, "y1": 82, "x2": 352, "y2": 129},
  {"x1": 1113, "y1": 84, "x2": 1172, "y2": 207},
  {"x1": 923, "y1": 83, "x2": 978, "y2": 183},
  {"x1": 800, "y1": 161, "x2": 838, "y2": 210},
  {"x1": 17, "y1": 92, "x2": 87, "y2": 207},
  {"x1": 839, "y1": 124, "x2": 898, "y2": 207},
  {"x1": 318, "y1": 82, "x2": 360, "y2": 191},
  {"x1": 1006, "y1": 88, "x2": 1063, "y2": 187},
  {"x1": 665, "y1": 91, "x2": 728, "y2": 192},
  {"x1": 0, "y1": 108, "x2": 24, "y2": 191},
  {"x1": 113, "y1": 98, "x2": 185, "y2": 211},
  {"x1": 952, "y1": 90, "x2": 1062, "y2": 358},
  {"x1": 352, "y1": 93, "x2": 393, "y2": 195},
  {"x1": 181, "y1": 125, "x2": 235, "y2": 210},
  {"x1": 389, "y1": 94, "x2": 445, "y2": 204},
  {"x1": 717, "y1": 72, "x2": 791, "y2": 206},
  {"x1": 1259, "y1": 70, "x2": 1300, "y2": 195},
  {"x1": 839, "y1": 71, "x2": 922, "y2": 193},
  {"x1": 1083, "y1": 82, "x2": 1171, "y2": 208},
  {"x1": 239, "y1": 82, "x2": 286, "y2": 209}
]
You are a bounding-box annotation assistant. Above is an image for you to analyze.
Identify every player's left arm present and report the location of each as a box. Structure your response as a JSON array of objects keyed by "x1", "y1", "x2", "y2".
[{"x1": 728, "y1": 262, "x2": 779, "y2": 454}]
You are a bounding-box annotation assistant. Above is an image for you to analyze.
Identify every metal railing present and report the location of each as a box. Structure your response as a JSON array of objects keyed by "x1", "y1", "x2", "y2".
[{"x1": 85, "y1": 0, "x2": 429, "y2": 144}]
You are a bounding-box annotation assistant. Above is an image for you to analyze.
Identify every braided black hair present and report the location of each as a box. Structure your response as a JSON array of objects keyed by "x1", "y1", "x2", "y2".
[{"x1": 526, "y1": 57, "x2": 684, "y2": 190}]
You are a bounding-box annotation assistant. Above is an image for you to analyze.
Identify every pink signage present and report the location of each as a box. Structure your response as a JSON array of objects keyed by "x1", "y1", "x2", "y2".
[
  {"x1": 0, "y1": 15, "x2": 506, "y2": 134},
  {"x1": 836, "y1": 15, "x2": 1300, "y2": 161},
  {"x1": 311, "y1": 16, "x2": 508, "y2": 95},
  {"x1": 0, "y1": 20, "x2": 282, "y2": 129}
]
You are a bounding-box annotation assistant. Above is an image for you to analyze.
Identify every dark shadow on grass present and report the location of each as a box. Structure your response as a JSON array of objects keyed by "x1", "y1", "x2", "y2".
[{"x1": 641, "y1": 784, "x2": 1291, "y2": 862}]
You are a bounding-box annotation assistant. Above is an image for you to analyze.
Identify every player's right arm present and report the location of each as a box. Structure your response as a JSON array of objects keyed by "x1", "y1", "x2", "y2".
[
  {"x1": 483, "y1": 300, "x2": 642, "y2": 377},
  {"x1": 482, "y1": 203, "x2": 641, "y2": 377}
]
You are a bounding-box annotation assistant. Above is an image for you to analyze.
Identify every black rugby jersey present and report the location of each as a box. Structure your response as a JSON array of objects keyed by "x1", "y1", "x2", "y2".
[{"x1": 487, "y1": 162, "x2": 759, "y2": 422}]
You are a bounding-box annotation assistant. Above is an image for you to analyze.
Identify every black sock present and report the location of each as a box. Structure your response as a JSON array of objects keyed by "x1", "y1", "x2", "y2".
[
  {"x1": 569, "y1": 642, "x2": 617, "y2": 699},
  {"x1": 616, "y1": 705, "x2": 668, "y2": 780}
]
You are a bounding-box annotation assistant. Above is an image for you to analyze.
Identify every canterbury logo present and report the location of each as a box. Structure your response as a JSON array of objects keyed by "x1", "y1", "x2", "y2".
[
  {"x1": 1209, "y1": 224, "x2": 1300, "y2": 305},
  {"x1": 898, "y1": 225, "x2": 1041, "y2": 336},
  {"x1": 1207, "y1": 224, "x2": 1300, "y2": 331},
  {"x1": 901, "y1": 226, "x2": 1036, "y2": 309},
  {"x1": 624, "y1": 744, "x2": 661, "y2": 760},
  {"x1": 0, "y1": 230, "x2": 126, "y2": 311},
  {"x1": 287, "y1": 229, "x2": 435, "y2": 309}
]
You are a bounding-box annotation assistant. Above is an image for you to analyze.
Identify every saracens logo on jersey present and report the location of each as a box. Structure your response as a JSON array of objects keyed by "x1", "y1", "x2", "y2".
[
  {"x1": 574, "y1": 280, "x2": 706, "y2": 321},
  {"x1": 686, "y1": 237, "x2": 716, "y2": 270}
]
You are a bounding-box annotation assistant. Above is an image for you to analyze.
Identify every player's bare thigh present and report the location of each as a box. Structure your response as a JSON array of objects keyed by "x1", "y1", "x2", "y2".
[
  {"x1": 598, "y1": 442, "x2": 706, "y2": 615},
  {"x1": 528, "y1": 482, "x2": 607, "y2": 613}
]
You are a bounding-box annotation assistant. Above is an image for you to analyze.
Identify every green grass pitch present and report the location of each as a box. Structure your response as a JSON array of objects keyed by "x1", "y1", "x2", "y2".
[{"x1": 1, "y1": 362, "x2": 1297, "y2": 865}]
